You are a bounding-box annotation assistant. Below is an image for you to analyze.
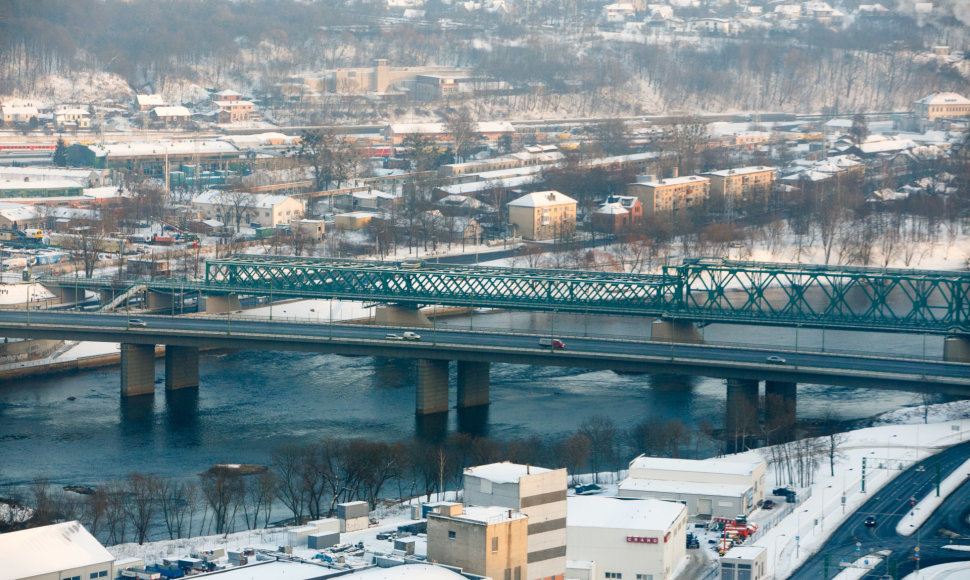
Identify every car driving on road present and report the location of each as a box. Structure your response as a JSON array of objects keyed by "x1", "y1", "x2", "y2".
[
  {"x1": 129, "y1": 319, "x2": 147, "y2": 327},
  {"x1": 766, "y1": 355, "x2": 787, "y2": 364}
]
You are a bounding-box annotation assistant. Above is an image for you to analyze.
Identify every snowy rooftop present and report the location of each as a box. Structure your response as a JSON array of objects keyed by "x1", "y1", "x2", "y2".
[
  {"x1": 136, "y1": 94, "x2": 165, "y2": 106},
  {"x1": 629, "y1": 455, "x2": 763, "y2": 476},
  {"x1": 350, "y1": 564, "x2": 474, "y2": 579},
  {"x1": 464, "y1": 461, "x2": 552, "y2": 483},
  {"x1": 636, "y1": 175, "x2": 710, "y2": 187},
  {"x1": 507, "y1": 190, "x2": 576, "y2": 208},
  {"x1": 566, "y1": 496, "x2": 684, "y2": 530},
  {"x1": 452, "y1": 505, "x2": 527, "y2": 524},
  {"x1": 92, "y1": 140, "x2": 240, "y2": 158},
  {"x1": 152, "y1": 106, "x2": 191, "y2": 117},
  {"x1": 915, "y1": 92, "x2": 970, "y2": 106},
  {"x1": 723, "y1": 546, "x2": 766, "y2": 560},
  {"x1": 705, "y1": 166, "x2": 776, "y2": 177},
  {"x1": 0, "y1": 178, "x2": 82, "y2": 191},
  {"x1": 617, "y1": 477, "x2": 752, "y2": 497},
  {"x1": 0, "y1": 521, "x2": 114, "y2": 580}
]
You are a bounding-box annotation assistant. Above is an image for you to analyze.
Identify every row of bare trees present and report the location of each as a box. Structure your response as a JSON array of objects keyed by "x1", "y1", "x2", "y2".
[{"x1": 5, "y1": 413, "x2": 733, "y2": 543}]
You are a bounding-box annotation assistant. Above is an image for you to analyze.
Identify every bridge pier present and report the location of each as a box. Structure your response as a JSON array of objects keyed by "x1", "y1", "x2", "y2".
[
  {"x1": 147, "y1": 290, "x2": 174, "y2": 312},
  {"x1": 165, "y1": 346, "x2": 199, "y2": 390},
  {"x1": 54, "y1": 285, "x2": 86, "y2": 305},
  {"x1": 650, "y1": 320, "x2": 704, "y2": 343},
  {"x1": 205, "y1": 294, "x2": 241, "y2": 314},
  {"x1": 416, "y1": 359, "x2": 450, "y2": 415},
  {"x1": 724, "y1": 378, "x2": 759, "y2": 454},
  {"x1": 121, "y1": 343, "x2": 156, "y2": 397},
  {"x1": 764, "y1": 380, "x2": 797, "y2": 444},
  {"x1": 457, "y1": 361, "x2": 489, "y2": 408},
  {"x1": 375, "y1": 305, "x2": 431, "y2": 327},
  {"x1": 943, "y1": 336, "x2": 970, "y2": 364}
]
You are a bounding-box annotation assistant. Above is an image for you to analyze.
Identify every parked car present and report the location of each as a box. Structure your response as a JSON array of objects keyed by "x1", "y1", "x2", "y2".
[
  {"x1": 762, "y1": 499, "x2": 775, "y2": 510},
  {"x1": 765, "y1": 355, "x2": 787, "y2": 364},
  {"x1": 403, "y1": 331, "x2": 421, "y2": 341},
  {"x1": 129, "y1": 319, "x2": 147, "y2": 327},
  {"x1": 538, "y1": 338, "x2": 566, "y2": 349},
  {"x1": 865, "y1": 516, "x2": 877, "y2": 527}
]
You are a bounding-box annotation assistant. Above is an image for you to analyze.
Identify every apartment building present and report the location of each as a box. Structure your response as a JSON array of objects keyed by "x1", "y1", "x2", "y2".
[
  {"x1": 463, "y1": 462, "x2": 568, "y2": 580},
  {"x1": 507, "y1": 191, "x2": 577, "y2": 241},
  {"x1": 704, "y1": 166, "x2": 777, "y2": 204},
  {"x1": 626, "y1": 175, "x2": 710, "y2": 215}
]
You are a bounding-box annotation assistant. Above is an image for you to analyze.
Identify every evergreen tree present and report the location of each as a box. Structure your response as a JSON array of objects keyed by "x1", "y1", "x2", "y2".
[{"x1": 52, "y1": 138, "x2": 68, "y2": 167}]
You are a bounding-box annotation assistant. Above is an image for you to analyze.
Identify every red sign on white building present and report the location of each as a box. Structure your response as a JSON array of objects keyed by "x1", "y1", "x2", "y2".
[{"x1": 626, "y1": 536, "x2": 658, "y2": 544}]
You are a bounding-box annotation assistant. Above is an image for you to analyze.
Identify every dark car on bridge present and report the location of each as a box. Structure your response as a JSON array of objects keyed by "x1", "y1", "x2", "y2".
[{"x1": 865, "y1": 516, "x2": 877, "y2": 527}]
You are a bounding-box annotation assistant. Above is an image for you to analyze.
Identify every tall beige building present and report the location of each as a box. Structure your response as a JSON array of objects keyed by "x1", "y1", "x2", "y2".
[
  {"x1": 427, "y1": 504, "x2": 529, "y2": 580},
  {"x1": 464, "y1": 462, "x2": 568, "y2": 580},
  {"x1": 705, "y1": 166, "x2": 777, "y2": 205},
  {"x1": 507, "y1": 191, "x2": 577, "y2": 241},
  {"x1": 626, "y1": 175, "x2": 710, "y2": 215}
]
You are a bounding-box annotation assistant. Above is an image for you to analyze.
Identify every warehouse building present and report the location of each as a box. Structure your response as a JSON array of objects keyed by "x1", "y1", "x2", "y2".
[
  {"x1": 0, "y1": 521, "x2": 114, "y2": 580},
  {"x1": 617, "y1": 456, "x2": 766, "y2": 518},
  {"x1": 566, "y1": 496, "x2": 687, "y2": 580}
]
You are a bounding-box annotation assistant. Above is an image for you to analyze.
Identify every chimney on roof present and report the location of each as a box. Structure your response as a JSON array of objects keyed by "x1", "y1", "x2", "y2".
[{"x1": 526, "y1": 464, "x2": 531, "y2": 474}]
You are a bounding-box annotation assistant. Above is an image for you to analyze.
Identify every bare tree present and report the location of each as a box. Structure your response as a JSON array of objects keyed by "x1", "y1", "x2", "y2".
[
  {"x1": 199, "y1": 466, "x2": 245, "y2": 535},
  {"x1": 443, "y1": 106, "x2": 477, "y2": 164},
  {"x1": 124, "y1": 472, "x2": 161, "y2": 545},
  {"x1": 579, "y1": 415, "x2": 619, "y2": 482},
  {"x1": 556, "y1": 433, "x2": 591, "y2": 485}
]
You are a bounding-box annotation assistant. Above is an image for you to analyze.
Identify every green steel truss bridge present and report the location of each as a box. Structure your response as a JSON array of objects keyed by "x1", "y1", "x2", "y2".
[{"x1": 53, "y1": 255, "x2": 970, "y2": 335}]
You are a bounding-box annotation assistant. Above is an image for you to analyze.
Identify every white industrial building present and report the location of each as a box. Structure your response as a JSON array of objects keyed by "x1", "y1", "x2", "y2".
[
  {"x1": 720, "y1": 546, "x2": 767, "y2": 580},
  {"x1": 617, "y1": 456, "x2": 766, "y2": 519},
  {"x1": 0, "y1": 521, "x2": 114, "y2": 580},
  {"x1": 565, "y1": 496, "x2": 687, "y2": 580},
  {"x1": 463, "y1": 462, "x2": 568, "y2": 580}
]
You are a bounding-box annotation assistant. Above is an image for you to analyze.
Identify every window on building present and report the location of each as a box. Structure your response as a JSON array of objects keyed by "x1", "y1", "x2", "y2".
[
  {"x1": 636, "y1": 575, "x2": 653, "y2": 580},
  {"x1": 605, "y1": 574, "x2": 622, "y2": 579},
  {"x1": 514, "y1": 566, "x2": 521, "y2": 580},
  {"x1": 492, "y1": 537, "x2": 499, "y2": 552},
  {"x1": 448, "y1": 531, "x2": 456, "y2": 539},
  {"x1": 91, "y1": 574, "x2": 98, "y2": 579},
  {"x1": 99, "y1": 572, "x2": 108, "y2": 578},
  {"x1": 504, "y1": 570, "x2": 511, "y2": 580}
]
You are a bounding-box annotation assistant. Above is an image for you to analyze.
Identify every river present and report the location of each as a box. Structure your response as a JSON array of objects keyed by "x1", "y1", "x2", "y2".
[{"x1": 0, "y1": 309, "x2": 949, "y2": 491}]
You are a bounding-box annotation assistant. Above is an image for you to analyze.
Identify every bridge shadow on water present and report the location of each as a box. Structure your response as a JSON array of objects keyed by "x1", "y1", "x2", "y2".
[{"x1": 164, "y1": 387, "x2": 200, "y2": 447}]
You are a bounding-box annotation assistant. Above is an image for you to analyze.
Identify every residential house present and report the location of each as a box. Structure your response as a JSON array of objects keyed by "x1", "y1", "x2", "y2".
[
  {"x1": 191, "y1": 190, "x2": 305, "y2": 229},
  {"x1": 1, "y1": 103, "x2": 39, "y2": 125},
  {"x1": 151, "y1": 106, "x2": 192, "y2": 126},
  {"x1": 54, "y1": 107, "x2": 91, "y2": 129},
  {"x1": 135, "y1": 94, "x2": 165, "y2": 111},
  {"x1": 507, "y1": 190, "x2": 577, "y2": 240},
  {"x1": 591, "y1": 195, "x2": 642, "y2": 233}
]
